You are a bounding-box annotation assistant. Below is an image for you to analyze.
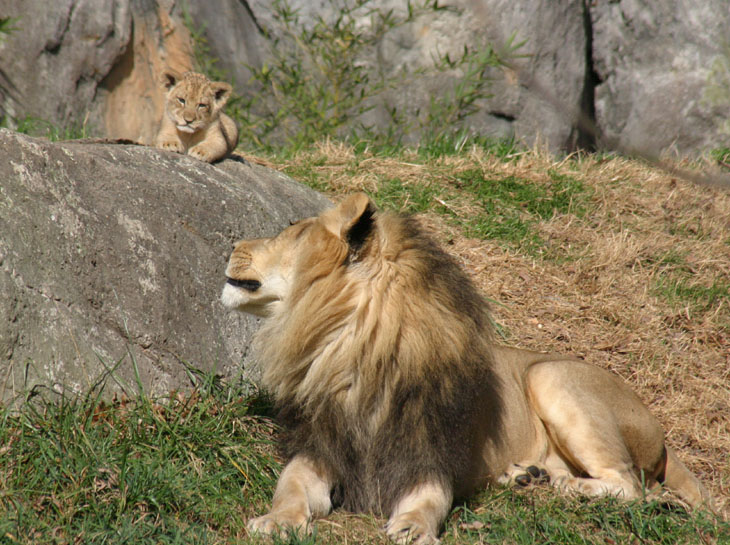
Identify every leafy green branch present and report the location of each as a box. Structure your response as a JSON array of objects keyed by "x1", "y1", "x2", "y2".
[{"x1": 186, "y1": 0, "x2": 523, "y2": 153}]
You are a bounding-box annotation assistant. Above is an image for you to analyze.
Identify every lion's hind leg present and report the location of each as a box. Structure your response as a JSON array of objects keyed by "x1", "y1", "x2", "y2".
[
  {"x1": 498, "y1": 462, "x2": 554, "y2": 488},
  {"x1": 524, "y1": 359, "x2": 666, "y2": 501}
]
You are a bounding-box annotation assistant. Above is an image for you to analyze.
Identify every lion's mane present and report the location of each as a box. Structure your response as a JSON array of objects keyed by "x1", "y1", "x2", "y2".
[{"x1": 254, "y1": 206, "x2": 503, "y2": 515}]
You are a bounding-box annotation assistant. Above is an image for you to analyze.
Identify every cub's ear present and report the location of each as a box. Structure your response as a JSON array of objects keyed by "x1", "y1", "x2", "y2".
[
  {"x1": 210, "y1": 81, "x2": 233, "y2": 108},
  {"x1": 322, "y1": 193, "x2": 375, "y2": 249},
  {"x1": 160, "y1": 69, "x2": 182, "y2": 90}
]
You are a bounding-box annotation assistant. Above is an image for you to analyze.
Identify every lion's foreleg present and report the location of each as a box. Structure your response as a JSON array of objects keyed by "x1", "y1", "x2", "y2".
[
  {"x1": 385, "y1": 482, "x2": 452, "y2": 545},
  {"x1": 155, "y1": 118, "x2": 186, "y2": 154},
  {"x1": 247, "y1": 455, "x2": 332, "y2": 536},
  {"x1": 188, "y1": 124, "x2": 229, "y2": 162}
]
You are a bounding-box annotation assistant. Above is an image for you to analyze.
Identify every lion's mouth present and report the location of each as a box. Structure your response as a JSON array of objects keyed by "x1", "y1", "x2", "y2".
[{"x1": 226, "y1": 278, "x2": 262, "y2": 292}]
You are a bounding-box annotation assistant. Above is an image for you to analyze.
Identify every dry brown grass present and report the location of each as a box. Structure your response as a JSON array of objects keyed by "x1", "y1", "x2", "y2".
[{"x1": 246, "y1": 141, "x2": 730, "y2": 517}]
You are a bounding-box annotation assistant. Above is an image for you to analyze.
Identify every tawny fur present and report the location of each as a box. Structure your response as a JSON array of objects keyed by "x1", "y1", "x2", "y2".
[
  {"x1": 155, "y1": 69, "x2": 238, "y2": 163},
  {"x1": 221, "y1": 193, "x2": 716, "y2": 544}
]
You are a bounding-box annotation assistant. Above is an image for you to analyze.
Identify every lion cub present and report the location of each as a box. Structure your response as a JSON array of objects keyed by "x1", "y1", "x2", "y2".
[{"x1": 155, "y1": 69, "x2": 239, "y2": 163}]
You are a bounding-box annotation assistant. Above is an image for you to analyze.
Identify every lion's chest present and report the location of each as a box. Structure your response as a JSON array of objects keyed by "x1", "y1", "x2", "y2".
[{"x1": 282, "y1": 382, "x2": 474, "y2": 516}]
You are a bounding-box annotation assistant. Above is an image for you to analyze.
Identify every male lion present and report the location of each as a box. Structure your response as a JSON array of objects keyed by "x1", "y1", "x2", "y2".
[{"x1": 221, "y1": 193, "x2": 715, "y2": 544}]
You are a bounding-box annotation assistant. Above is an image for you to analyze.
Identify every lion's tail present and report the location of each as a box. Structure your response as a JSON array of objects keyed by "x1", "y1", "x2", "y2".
[{"x1": 660, "y1": 447, "x2": 717, "y2": 515}]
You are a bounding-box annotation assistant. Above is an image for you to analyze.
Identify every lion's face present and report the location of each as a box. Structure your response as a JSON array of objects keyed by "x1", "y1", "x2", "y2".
[
  {"x1": 221, "y1": 194, "x2": 373, "y2": 317},
  {"x1": 220, "y1": 219, "x2": 315, "y2": 317},
  {"x1": 161, "y1": 70, "x2": 231, "y2": 134}
]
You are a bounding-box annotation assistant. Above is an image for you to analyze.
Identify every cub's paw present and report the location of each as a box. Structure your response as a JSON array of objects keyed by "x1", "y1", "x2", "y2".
[
  {"x1": 385, "y1": 512, "x2": 440, "y2": 545},
  {"x1": 158, "y1": 139, "x2": 184, "y2": 154},
  {"x1": 498, "y1": 463, "x2": 551, "y2": 488},
  {"x1": 247, "y1": 511, "x2": 309, "y2": 537},
  {"x1": 188, "y1": 144, "x2": 218, "y2": 163}
]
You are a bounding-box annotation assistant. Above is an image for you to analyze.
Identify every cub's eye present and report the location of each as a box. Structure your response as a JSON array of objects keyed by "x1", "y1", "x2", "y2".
[
  {"x1": 198, "y1": 103, "x2": 208, "y2": 110},
  {"x1": 177, "y1": 97, "x2": 186, "y2": 105}
]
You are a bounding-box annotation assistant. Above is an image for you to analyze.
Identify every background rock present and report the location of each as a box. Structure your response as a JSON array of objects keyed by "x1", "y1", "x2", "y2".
[
  {"x1": 590, "y1": 0, "x2": 730, "y2": 156},
  {"x1": 0, "y1": 0, "x2": 131, "y2": 135},
  {"x1": 244, "y1": 0, "x2": 589, "y2": 149},
  {"x1": 0, "y1": 129, "x2": 330, "y2": 405},
  {"x1": 1, "y1": 0, "x2": 729, "y2": 155},
  {"x1": 0, "y1": 0, "x2": 194, "y2": 145}
]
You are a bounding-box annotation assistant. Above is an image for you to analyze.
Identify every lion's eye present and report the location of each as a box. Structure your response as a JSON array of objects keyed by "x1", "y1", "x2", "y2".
[
  {"x1": 177, "y1": 97, "x2": 186, "y2": 105},
  {"x1": 227, "y1": 278, "x2": 261, "y2": 292},
  {"x1": 198, "y1": 103, "x2": 208, "y2": 110}
]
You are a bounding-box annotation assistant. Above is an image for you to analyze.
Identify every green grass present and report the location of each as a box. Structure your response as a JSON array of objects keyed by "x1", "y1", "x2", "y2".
[
  {"x1": 653, "y1": 275, "x2": 730, "y2": 314},
  {"x1": 5, "y1": 115, "x2": 90, "y2": 141},
  {"x1": 282, "y1": 142, "x2": 593, "y2": 257},
  {"x1": 445, "y1": 490, "x2": 726, "y2": 545},
  {"x1": 0, "y1": 388, "x2": 726, "y2": 545},
  {"x1": 642, "y1": 248, "x2": 730, "y2": 318},
  {"x1": 450, "y1": 168, "x2": 590, "y2": 254},
  {"x1": 709, "y1": 147, "x2": 730, "y2": 164},
  {"x1": 370, "y1": 177, "x2": 442, "y2": 214},
  {"x1": 0, "y1": 388, "x2": 278, "y2": 544},
  {"x1": 283, "y1": 164, "x2": 333, "y2": 194}
]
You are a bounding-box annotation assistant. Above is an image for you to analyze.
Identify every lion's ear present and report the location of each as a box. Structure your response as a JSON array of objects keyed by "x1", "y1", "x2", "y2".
[
  {"x1": 160, "y1": 69, "x2": 182, "y2": 90},
  {"x1": 210, "y1": 81, "x2": 233, "y2": 108},
  {"x1": 344, "y1": 197, "x2": 375, "y2": 254},
  {"x1": 322, "y1": 193, "x2": 375, "y2": 246}
]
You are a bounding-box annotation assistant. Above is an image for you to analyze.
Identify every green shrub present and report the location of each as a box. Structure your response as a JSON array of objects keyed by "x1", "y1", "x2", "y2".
[{"x1": 186, "y1": 0, "x2": 523, "y2": 153}]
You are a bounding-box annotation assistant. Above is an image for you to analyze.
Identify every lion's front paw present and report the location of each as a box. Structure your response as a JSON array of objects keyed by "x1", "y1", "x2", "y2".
[
  {"x1": 188, "y1": 144, "x2": 218, "y2": 163},
  {"x1": 385, "y1": 512, "x2": 440, "y2": 545},
  {"x1": 158, "y1": 139, "x2": 185, "y2": 154},
  {"x1": 247, "y1": 511, "x2": 310, "y2": 537}
]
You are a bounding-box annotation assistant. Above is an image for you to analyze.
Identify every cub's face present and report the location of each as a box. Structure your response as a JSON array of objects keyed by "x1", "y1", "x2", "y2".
[
  {"x1": 221, "y1": 193, "x2": 373, "y2": 318},
  {"x1": 161, "y1": 70, "x2": 232, "y2": 134}
]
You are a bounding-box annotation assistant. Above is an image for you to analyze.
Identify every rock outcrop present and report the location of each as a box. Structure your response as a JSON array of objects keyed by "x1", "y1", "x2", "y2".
[
  {"x1": 0, "y1": 0, "x2": 194, "y2": 145},
  {"x1": 0, "y1": 0, "x2": 131, "y2": 135},
  {"x1": 1, "y1": 0, "x2": 729, "y2": 156},
  {"x1": 0, "y1": 129, "x2": 330, "y2": 405},
  {"x1": 590, "y1": 0, "x2": 730, "y2": 155},
  {"x1": 244, "y1": 0, "x2": 589, "y2": 149}
]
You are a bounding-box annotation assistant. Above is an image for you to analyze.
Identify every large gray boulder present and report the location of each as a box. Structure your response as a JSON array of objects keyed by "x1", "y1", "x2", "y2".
[
  {"x1": 0, "y1": 0, "x2": 131, "y2": 135},
  {"x1": 0, "y1": 129, "x2": 330, "y2": 406},
  {"x1": 590, "y1": 0, "x2": 730, "y2": 156}
]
